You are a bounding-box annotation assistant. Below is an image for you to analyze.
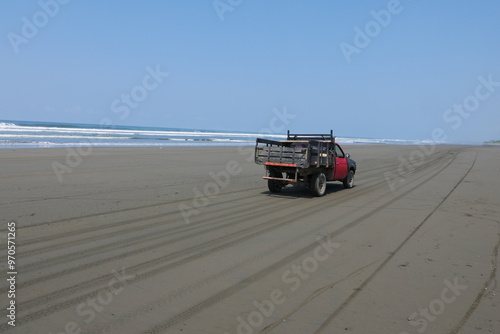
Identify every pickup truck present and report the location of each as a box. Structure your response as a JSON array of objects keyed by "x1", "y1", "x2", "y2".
[{"x1": 255, "y1": 131, "x2": 356, "y2": 196}]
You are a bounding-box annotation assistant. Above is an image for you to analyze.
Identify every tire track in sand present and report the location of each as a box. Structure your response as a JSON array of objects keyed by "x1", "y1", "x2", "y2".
[
  {"x1": 448, "y1": 217, "x2": 500, "y2": 334},
  {"x1": 312, "y1": 151, "x2": 478, "y2": 333},
  {"x1": 138, "y1": 151, "x2": 459, "y2": 334},
  {"x1": 0, "y1": 149, "x2": 456, "y2": 331}
]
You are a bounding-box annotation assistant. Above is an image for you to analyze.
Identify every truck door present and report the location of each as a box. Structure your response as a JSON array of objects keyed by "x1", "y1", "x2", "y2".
[{"x1": 333, "y1": 144, "x2": 348, "y2": 180}]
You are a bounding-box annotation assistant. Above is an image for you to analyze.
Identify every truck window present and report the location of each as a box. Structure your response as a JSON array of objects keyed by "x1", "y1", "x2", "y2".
[{"x1": 335, "y1": 144, "x2": 345, "y2": 158}]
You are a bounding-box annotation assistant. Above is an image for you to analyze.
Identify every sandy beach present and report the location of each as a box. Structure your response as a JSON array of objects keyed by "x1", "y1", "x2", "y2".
[{"x1": 0, "y1": 144, "x2": 499, "y2": 334}]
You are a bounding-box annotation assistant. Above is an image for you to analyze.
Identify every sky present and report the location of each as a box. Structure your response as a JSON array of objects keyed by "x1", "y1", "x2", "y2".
[{"x1": 0, "y1": 0, "x2": 499, "y2": 143}]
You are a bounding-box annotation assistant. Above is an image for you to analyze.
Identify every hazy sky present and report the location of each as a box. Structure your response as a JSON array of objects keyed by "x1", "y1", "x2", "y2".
[{"x1": 1, "y1": 1, "x2": 499, "y2": 143}]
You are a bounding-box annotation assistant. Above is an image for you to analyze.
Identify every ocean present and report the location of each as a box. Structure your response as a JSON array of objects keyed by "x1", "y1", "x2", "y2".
[{"x1": 0, "y1": 120, "x2": 432, "y2": 149}]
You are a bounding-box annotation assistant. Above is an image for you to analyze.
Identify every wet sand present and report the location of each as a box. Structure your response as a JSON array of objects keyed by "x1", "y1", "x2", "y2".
[{"x1": 0, "y1": 145, "x2": 499, "y2": 333}]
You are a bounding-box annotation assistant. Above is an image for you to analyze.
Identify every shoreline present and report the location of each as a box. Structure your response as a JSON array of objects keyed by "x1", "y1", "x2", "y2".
[
  {"x1": 4, "y1": 120, "x2": 487, "y2": 148},
  {"x1": 0, "y1": 141, "x2": 494, "y2": 151}
]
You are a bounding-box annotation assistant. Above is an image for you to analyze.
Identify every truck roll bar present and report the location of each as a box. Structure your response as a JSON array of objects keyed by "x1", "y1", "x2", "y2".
[{"x1": 287, "y1": 130, "x2": 334, "y2": 142}]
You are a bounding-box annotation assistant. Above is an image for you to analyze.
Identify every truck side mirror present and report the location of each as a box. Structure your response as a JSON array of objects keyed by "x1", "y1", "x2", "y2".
[{"x1": 346, "y1": 153, "x2": 350, "y2": 159}]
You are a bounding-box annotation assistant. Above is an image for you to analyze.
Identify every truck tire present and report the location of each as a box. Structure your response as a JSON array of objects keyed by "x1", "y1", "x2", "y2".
[
  {"x1": 343, "y1": 170, "x2": 354, "y2": 189},
  {"x1": 268, "y1": 171, "x2": 283, "y2": 193},
  {"x1": 311, "y1": 173, "x2": 327, "y2": 197}
]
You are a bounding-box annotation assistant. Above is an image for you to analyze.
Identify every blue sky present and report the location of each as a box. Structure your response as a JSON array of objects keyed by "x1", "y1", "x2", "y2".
[{"x1": 1, "y1": 0, "x2": 499, "y2": 143}]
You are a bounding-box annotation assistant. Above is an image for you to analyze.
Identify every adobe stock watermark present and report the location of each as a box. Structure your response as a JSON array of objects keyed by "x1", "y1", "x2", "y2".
[
  {"x1": 48, "y1": 267, "x2": 135, "y2": 334},
  {"x1": 51, "y1": 144, "x2": 93, "y2": 183},
  {"x1": 340, "y1": 0, "x2": 405, "y2": 64},
  {"x1": 224, "y1": 236, "x2": 340, "y2": 334},
  {"x1": 178, "y1": 106, "x2": 295, "y2": 224},
  {"x1": 104, "y1": 65, "x2": 170, "y2": 124},
  {"x1": 399, "y1": 277, "x2": 467, "y2": 334},
  {"x1": 178, "y1": 160, "x2": 243, "y2": 224},
  {"x1": 52, "y1": 65, "x2": 169, "y2": 183},
  {"x1": 385, "y1": 74, "x2": 499, "y2": 192},
  {"x1": 236, "y1": 106, "x2": 297, "y2": 164},
  {"x1": 8, "y1": 0, "x2": 71, "y2": 54},
  {"x1": 213, "y1": 0, "x2": 244, "y2": 21}
]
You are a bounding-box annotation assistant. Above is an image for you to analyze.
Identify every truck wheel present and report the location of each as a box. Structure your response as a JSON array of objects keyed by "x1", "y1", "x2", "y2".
[
  {"x1": 311, "y1": 173, "x2": 327, "y2": 197},
  {"x1": 343, "y1": 170, "x2": 354, "y2": 189},
  {"x1": 268, "y1": 171, "x2": 283, "y2": 193}
]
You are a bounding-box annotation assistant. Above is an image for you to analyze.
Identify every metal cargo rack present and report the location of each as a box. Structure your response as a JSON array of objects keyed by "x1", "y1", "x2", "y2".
[
  {"x1": 286, "y1": 130, "x2": 335, "y2": 142},
  {"x1": 255, "y1": 130, "x2": 337, "y2": 170},
  {"x1": 255, "y1": 138, "x2": 309, "y2": 168}
]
